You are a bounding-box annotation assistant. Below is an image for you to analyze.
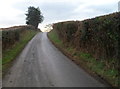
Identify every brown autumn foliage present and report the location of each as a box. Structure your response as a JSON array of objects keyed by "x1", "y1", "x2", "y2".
[
  {"x1": 53, "y1": 12, "x2": 120, "y2": 68},
  {"x1": 2, "y1": 25, "x2": 36, "y2": 50}
]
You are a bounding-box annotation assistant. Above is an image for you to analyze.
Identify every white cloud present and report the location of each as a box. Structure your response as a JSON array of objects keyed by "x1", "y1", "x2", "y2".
[
  {"x1": 0, "y1": 0, "x2": 119, "y2": 29},
  {"x1": 0, "y1": 0, "x2": 25, "y2": 28}
]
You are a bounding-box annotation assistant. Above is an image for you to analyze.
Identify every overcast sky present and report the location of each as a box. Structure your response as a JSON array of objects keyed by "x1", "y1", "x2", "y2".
[{"x1": 0, "y1": 0, "x2": 119, "y2": 30}]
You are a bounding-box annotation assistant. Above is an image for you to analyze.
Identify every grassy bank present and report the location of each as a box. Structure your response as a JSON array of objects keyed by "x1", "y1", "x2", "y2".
[
  {"x1": 48, "y1": 29, "x2": 119, "y2": 87},
  {"x1": 2, "y1": 30, "x2": 38, "y2": 76}
]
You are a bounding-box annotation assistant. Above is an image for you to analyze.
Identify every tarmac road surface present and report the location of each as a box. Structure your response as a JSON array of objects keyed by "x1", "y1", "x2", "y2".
[{"x1": 3, "y1": 32, "x2": 108, "y2": 87}]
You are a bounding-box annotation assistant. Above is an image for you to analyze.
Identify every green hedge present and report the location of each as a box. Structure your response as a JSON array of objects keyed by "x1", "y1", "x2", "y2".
[
  {"x1": 2, "y1": 25, "x2": 36, "y2": 50},
  {"x1": 53, "y1": 12, "x2": 120, "y2": 68}
]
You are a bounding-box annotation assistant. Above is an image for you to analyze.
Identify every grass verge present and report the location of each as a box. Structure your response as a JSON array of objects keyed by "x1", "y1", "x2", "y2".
[
  {"x1": 2, "y1": 30, "x2": 38, "y2": 76},
  {"x1": 48, "y1": 29, "x2": 119, "y2": 87}
]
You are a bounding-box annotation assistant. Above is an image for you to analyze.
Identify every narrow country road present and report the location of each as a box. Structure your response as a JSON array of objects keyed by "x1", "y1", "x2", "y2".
[{"x1": 3, "y1": 32, "x2": 107, "y2": 87}]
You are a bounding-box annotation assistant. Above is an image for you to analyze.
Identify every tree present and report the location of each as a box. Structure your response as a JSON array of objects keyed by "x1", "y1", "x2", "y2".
[{"x1": 26, "y1": 6, "x2": 44, "y2": 28}]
